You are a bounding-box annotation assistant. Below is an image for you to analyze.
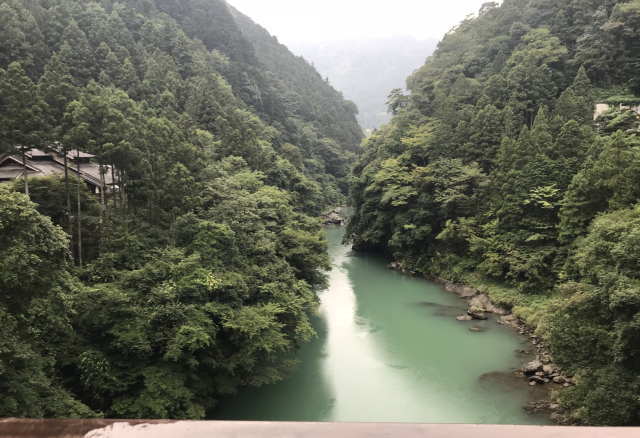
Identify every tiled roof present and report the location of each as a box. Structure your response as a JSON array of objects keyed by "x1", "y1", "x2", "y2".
[
  {"x1": 0, "y1": 148, "x2": 114, "y2": 188},
  {"x1": 0, "y1": 168, "x2": 25, "y2": 180},
  {"x1": 26, "y1": 148, "x2": 51, "y2": 158}
]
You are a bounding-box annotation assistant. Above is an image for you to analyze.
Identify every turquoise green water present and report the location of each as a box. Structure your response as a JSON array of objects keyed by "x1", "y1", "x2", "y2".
[{"x1": 215, "y1": 227, "x2": 548, "y2": 424}]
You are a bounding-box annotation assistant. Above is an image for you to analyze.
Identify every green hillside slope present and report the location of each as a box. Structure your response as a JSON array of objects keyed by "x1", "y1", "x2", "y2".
[{"x1": 0, "y1": 0, "x2": 361, "y2": 419}]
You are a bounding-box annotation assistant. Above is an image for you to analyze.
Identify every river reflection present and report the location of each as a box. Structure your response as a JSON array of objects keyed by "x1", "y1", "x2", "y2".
[{"x1": 214, "y1": 227, "x2": 547, "y2": 424}]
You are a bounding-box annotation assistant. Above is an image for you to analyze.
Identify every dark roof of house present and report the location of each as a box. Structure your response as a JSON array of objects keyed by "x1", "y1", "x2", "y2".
[
  {"x1": 0, "y1": 149, "x2": 114, "y2": 187},
  {"x1": 0, "y1": 168, "x2": 25, "y2": 180},
  {"x1": 27, "y1": 148, "x2": 51, "y2": 158}
]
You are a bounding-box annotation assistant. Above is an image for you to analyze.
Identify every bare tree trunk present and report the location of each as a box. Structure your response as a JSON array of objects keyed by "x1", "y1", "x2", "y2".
[
  {"x1": 98, "y1": 162, "x2": 106, "y2": 257},
  {"x1": 118, "y1": 169, "x2": 128, "y2": 234},
  {"x1": 99, "y1": 162, "x2": 106, "y2": 218},
  {"x1": 76, "y1": 150, "x2": 83, "y2": 267},
  {"x1": 63, "y1": 145, "x2": 72, "y2": 238},
  {"x1": 111, "y1": 164, "x2": 117, "y2": 209},
  {"x1": 21, "y1": 148, "x2": 29, "y2": 197},
  {"x1": 121, "y1": 170, "x2": 128, "y2": 212},
  {"x1": 118, "y1": 169, "x2": 123, "y2": 207}
]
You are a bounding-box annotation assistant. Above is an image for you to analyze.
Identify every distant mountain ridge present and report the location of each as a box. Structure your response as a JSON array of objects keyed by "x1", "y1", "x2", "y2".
[{"x1": 291, "y1": 37, "x2": 437, "y2": 132}]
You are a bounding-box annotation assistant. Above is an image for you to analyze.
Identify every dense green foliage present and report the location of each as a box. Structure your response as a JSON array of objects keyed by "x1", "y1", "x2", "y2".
[
  {"x1": 0, "y1": 187, "x2": 96, "y2": 417},
  {"x1": 347, "y1": 0, "x2": 640, "y2": 426},
  {"x1": 0, "y1": 0, "x2": 361, "y2": 419}
]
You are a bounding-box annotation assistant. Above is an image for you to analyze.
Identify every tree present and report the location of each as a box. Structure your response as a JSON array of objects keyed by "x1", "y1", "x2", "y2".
[
  {"x1": 0, "y1": 3, "x2": 29, "y2": 69},
  {"x1": 548, "y1": 205, "x2": 640, "y2": 425},
  {"x1": 554, "y1": 66, "x2": 594, "y2": 125},
  {"x1": 38, "y1": 52, "x2": 78, "y2": 232},
  {"x1": 59, "y1": 20, "x2": 94, "y2": 86},
  {"x1": 559, "y1": 132, "x2": 640, "y2": 243},
  {"x1": 13, "y1": 176, "x2": 102, "y2": 262},
  {"x1": 38, "y1": 49, "x2": 78, "y2": 133},
  {"x1": 0, "y1": 186, "x2": 95, "y2": 418},
  {"x1": 0, "y1": 186, "x2": 69, "y2": 307},
  {"x1": 0, "y1": 62, "x2": 49, "y2": 195},
  {"x1": 0, "y1": 1, "x2": 48, "y2": 76},
  {"x1": 387, "y1": 88, "x2": 409, "y2": 115}
]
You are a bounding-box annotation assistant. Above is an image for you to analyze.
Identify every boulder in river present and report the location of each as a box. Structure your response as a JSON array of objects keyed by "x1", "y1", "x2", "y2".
[
  {"x1": 456, "y1": 314, "x2": 473, "y2": 321},
  {"x1": 529, "y1": 375, "x2": 546, "y2": 384},
  {"x1": 499, "y1": 314, "x2": 520, "y2": 329},
  {"x1": 469, "y1": 294, "x2": 509, "y2": 315},
  {"x1": 467, "y1": 306, "x2": 489, "y2": 320}
]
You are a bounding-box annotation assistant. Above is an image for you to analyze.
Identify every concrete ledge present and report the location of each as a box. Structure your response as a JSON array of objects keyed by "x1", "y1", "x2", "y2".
[{"x1": 0, "y1": 419, "x2": 638, "y2": 438}]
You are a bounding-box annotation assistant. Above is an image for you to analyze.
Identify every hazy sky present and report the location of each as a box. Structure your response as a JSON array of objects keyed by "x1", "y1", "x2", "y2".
[{"x1": 227, "y1": 0, "x2": 493, "y2": 45}]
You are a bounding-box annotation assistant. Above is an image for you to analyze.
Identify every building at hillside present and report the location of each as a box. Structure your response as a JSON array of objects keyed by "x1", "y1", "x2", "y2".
[
  {"x1": 594, "y1": 102, "x2": 640, "y2": 119},
  {"x1": 0, "y1": 147, "x2": 115, "y2": 194}
]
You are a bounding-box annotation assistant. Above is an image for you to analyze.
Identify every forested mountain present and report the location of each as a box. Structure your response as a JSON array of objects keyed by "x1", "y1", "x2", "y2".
[
  {"x1": 292, "y1": 37, "x2": 437, "y2": 132},
  {"x1": 347, "y1": 0, "x2": 640, "y2": 426},
  {"x1": 229, "y1": 7, "x2": 363, "y2": 151},
  {"x1": 0, "y1": 0, "x2": 361, "y2": 419}
]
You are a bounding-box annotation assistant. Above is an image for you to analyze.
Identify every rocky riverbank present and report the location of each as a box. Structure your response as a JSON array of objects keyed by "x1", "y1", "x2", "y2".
[
  {"x1": 435, "y1": 278, "x2": 576, "y2": 422},
  {"x1": 387, "y1": 261, "x2": 572, "y2": 423}
]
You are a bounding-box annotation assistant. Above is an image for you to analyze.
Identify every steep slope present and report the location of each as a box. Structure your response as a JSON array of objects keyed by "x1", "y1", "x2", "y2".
[
  {"x1": 229, "y1": 6, "x2": 363, "y2": 150},
  {"x1": 228, "y1": 5, "x2": 363, "y2": 193},
  {"x1": 135, "y1": 0, "x2": 364, "y2": 200},
  {"x1": 348, "y1": 0, "x2": 640, "y2": 426},
  {"x1": 0, "y1": 0, "x2": 360, "y2": 419}
]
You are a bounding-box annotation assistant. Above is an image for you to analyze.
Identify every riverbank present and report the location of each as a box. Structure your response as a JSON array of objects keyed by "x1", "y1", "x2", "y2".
[{"x1": 387, "y1": 261, "x2": 571, "y2": 423}]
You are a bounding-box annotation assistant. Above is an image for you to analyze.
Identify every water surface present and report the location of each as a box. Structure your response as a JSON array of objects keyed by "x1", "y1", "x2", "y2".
[{"x1": 216, "y1": 227, "x2": 547, "y2": 424}]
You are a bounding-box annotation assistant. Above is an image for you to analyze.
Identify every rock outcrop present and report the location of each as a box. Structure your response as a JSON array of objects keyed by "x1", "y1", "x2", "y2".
[
  {"x1": 523, "y1": 360, "x2": 543, "y2": 375},
  {"x1": 321, "y1": 208, "x2": 345, "y2": 225},
  {"x1": 467, "y1": 306, "x2": 489, "y2": 320},
  {"x1": 469, "y1": 294, "x2": 509, "y2": 315},
  {"x1": 438, "y1": 283, "x2": 508, "y2": 321}
]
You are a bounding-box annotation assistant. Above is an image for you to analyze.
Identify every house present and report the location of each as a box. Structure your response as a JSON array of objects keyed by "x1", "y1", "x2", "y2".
[
  {"x1": 594, "y1": 102, "x2": 640, "y2": 120},
  {"x1": 0, "y1": 146, "x2": 116, "y2": 194}
]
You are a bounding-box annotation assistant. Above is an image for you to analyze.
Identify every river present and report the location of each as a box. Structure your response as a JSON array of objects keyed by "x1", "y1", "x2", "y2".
[{"x1": 216, "y1": 226, "x2": 548, "y2": 424}]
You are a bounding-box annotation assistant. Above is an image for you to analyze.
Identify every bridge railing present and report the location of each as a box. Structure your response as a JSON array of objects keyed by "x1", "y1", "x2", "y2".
[{"x1": 1, "y1": 419, "x2": 639, "y2": 438}]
